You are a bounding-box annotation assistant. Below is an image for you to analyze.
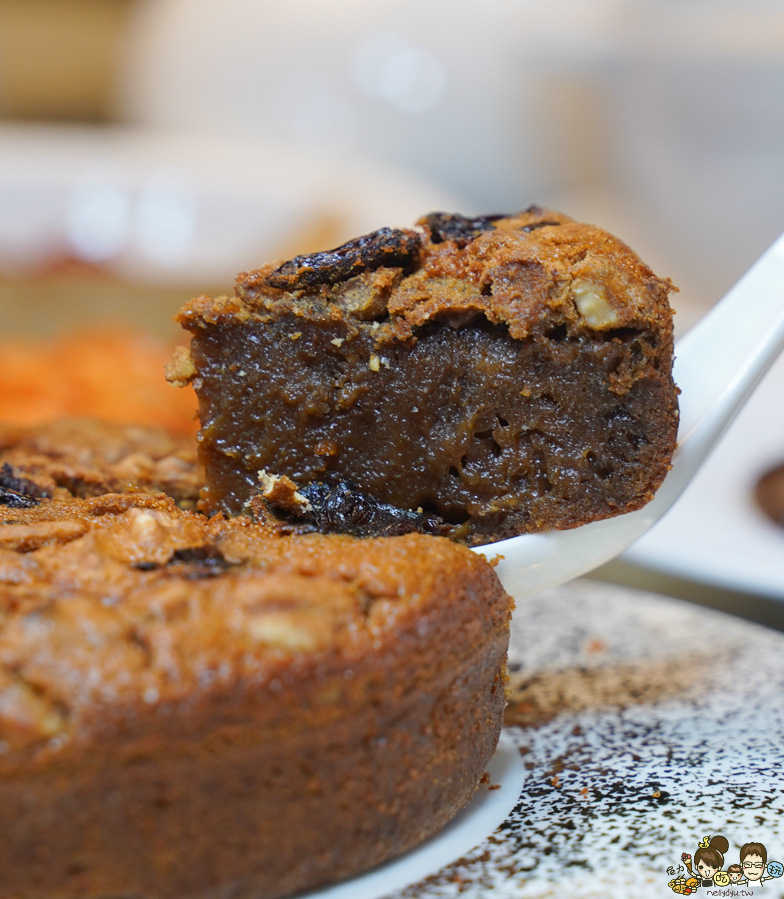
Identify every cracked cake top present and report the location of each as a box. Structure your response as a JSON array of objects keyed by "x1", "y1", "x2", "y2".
[{"x1": 176, "y1": 207, "x2": 675, "y2": 346}]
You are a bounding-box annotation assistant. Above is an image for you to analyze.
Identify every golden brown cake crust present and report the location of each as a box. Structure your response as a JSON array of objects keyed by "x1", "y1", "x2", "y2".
[
  {"x1": 182, "y1": 207, "x2": 674, "y2": 347},
  {"x1": 0, "y1": 417, "x2": 202, "y2": 507},
  {"x1": 0, "y1": 492, "x2": 511, "y2": 899}
]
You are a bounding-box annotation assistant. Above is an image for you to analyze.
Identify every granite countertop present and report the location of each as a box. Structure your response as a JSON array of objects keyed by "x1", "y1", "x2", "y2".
[{"x1": 391, "y1": 578, "x2": 784, "y2": 898}]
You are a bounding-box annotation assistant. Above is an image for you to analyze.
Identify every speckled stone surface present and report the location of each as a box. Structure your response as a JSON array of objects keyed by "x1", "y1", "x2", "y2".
[{"x1": 388, "y1": 579, "x2": 784, "y2": 899}]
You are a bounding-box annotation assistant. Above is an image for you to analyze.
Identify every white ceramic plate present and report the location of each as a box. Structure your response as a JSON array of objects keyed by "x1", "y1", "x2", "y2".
[{"x1": 623, "y1": 350, "x2": 784, "y2": 598}]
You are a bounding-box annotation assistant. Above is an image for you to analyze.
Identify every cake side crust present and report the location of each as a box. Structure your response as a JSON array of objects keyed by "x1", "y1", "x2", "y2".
[{"x1": 0, "y1": 493, "x2": 511, "y2": 899}]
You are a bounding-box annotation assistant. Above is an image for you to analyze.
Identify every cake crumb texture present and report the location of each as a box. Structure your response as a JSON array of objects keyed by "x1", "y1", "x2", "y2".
[{"x1": 177, "y1": 208, "x2": 678, "y2": 544}]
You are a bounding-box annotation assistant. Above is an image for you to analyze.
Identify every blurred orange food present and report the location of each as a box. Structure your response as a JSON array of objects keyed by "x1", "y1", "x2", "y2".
[{"x1": 0, "y1": 330, "x2": 198, "y2": 435}]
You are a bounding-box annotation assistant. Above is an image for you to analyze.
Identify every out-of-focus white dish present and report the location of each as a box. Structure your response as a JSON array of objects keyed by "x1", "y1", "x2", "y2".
[
  {"x1": 119, "y1": 0, "x2": 784, "y2": 307},
  {"x1": 117, "y1": 0, "x2": 558, "y2": 210},
  {"x1": 0, "y1": 123, "x2": 462, "y2": 285},
  {"x1": 623, "y1": 350, "x2": 784, "y2": 600}
]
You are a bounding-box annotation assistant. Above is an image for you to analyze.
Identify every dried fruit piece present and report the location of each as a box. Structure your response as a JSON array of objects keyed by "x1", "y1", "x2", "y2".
[
  {"x1": 266, "y1": 227, "x2": 422, "y2": 290},
  {"x1": 420, "y1": 212, "x2": 501, "y2": 246},
  {"x1": 0, "y1": 488, "x2": 39, "y2": 509},
  {"x1": 294, "y1": 480, "x2": 453, "y2": 539}
]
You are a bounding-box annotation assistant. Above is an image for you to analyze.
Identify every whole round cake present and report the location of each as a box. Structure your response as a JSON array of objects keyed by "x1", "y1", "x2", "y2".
[{"x1": 0, "y1": 486, "x2": 511, "y2": 899}]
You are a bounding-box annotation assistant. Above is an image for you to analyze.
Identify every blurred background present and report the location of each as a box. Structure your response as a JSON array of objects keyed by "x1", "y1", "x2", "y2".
[{"x1": 2, "y1": 0, "x2": 784, "y2": 614}]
